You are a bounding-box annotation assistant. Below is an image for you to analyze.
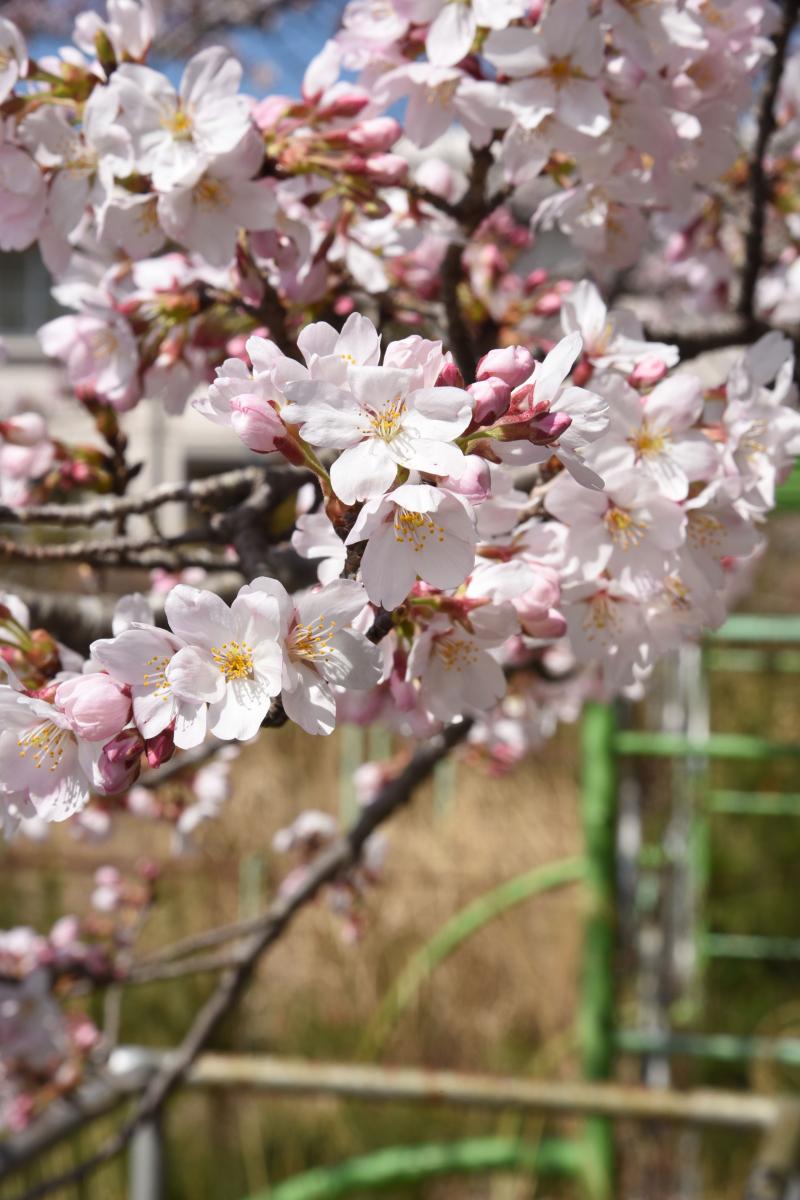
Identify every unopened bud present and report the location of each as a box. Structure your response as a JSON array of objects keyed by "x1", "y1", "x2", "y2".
[
  {"x1": 476, "y1": 346, "x2": 534, "y2": 388},
  {"x1": 348, "y1": 117, "x2": 402, "y2": 152},
  {"x1": 524, "y1": 268, "x2": 549, "y2": 293},
  {"x1": 468, "y1": 376, "x2": 512, "y2": 425},
  {"x1": 318, "y1": 88, "x2": 369, "y2": 119},
  {"x1": 145, "y1": 728, "x2": 175, "y2": 769},
  {"x1": 528, "y1": 411, "x2": 572, "y2": 444},
  {"x1": 533, "y1": 291, "x2": 562, "y2": 316},
  {"x1": 571, "y1": 358, "x2": 593, "y2": 387},
  {"x1": 435, "y1": 362, "x2": 465, "y2": 389},
  {"x1": 440, "y1": 456, "x2": 491, "y2": 503},
  {"x1": 364, "y1": 153, "x2": 408, "y2": 184},
  {"x1": 629, "y1": 356, "x2": 668, "y2": 387}
]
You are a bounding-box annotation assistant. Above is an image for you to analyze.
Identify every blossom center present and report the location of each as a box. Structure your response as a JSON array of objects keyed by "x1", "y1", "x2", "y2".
[
  {"x1": 289, "y1": 617, "x2": 336, "y2": 661},
  {"x1": 583, "y1": 593, "x2": 621, "y2": 638},
  {"x1": 365, "y1": 397, "x2": 406, "y2": 442},
  {"x1": 427, "y1": 79, "x2": 459, "y2": 105},
  {"x1": 547, "y1": 58, "x2": 576, "y2": 88},
  {"x1": 163, "y1": 106, "x2": 193, "y2": 140},
  {"x1": 436, "y1": 636, "x2": 478, "y2": 672},
  {"x1": 195, "y1": 177, "x2": 231, "y2": 211},
  {"x1": 143, "y1": 654, "x2": 171, "y2": 697},
  {"x1": 393, "y1": 509, "x2": 445, "y2": 552},
  {"x1": 630, "y1": 421, "x2": 668, "y2": 458},
  {"x1": 604, "y1": 506, "x2": 648, "y2": 549},
  {"x1": 687, "y1": 511, "x2": 723, "y2": 549},
  {"x1": 89, "y1": 328, "x2": 119, "y2": 361},
  {"x1": 212, "y1": 640, "x2": 254, "y2": 682},
  {"x1": 17, "y1": 720, "x2": 69, "y2": 772}
]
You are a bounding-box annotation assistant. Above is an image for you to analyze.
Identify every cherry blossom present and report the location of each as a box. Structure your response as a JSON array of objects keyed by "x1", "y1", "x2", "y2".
[
  {"x1": 90, "y1": 625, "x2": 209, "y2": 750},
  {"x1": 282, "y1": 360, "x2": 473, "y2": 505},
  {"x1": 243, "y1": 578, "x2": 382, "y2": 735},
  {"x1": 159, "y1": 584, "x2": 284, "y2": 741},
  {"x1": 107, "y1": 47, "x2": 254, "y2": 190},
  {"x1": 346, "y1": 482, "x2": 477, "y2": 609}
]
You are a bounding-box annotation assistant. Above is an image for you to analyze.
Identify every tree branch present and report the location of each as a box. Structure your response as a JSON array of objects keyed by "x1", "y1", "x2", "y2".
[
  {"x1": 0, "y1": 467, "x2": 266, "y2": 528},
  {"x1": 738, "y1": 0, "x2": 800, "y2": 320},
  {"x1": 11, "y1": 719, "x2": 473, "y2": 1200}
]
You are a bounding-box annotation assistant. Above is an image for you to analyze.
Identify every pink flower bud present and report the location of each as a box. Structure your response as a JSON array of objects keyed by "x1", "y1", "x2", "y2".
[
  {"x1": 468, "y1": 376, "x2": 512, "y2": 425},
  {"x1": 348, "y1": 117, "x2": 402, "y2": 152},
  {"x1": 94, "y1": 730, "x2": 143, "y2": 795},
  {"x1": 629, "y1": 356, "x2": 669, "y2": 387},
  {"x1": 533, "y1": 291, "x2": 562, "y2": 316},
  {"x1": 230, "y1": 395, "x2": 286, "y2": 453},
  {"x1": 440, "y1": 456, "x2": 491, "y2": 503},
  {"x1": 530, "y1": 411, "x2": 572, "y2": 444},
  {"x1": 524, "y1": 268, "x2": 549, "y2": 292},
  {"x1": 251, "y1": 95, "x2": 295, "y2": 132},
  {"x1": 365, "y1": 153, "x2": 408, "y2": 184},
  {"x1": 435, "y1": 362, "x2": 465, "y2": 389},
  {"x1": 0, "y1": 413, "x2": 47, "y2": 447},
  {"x1": 571, "y1": 358, "x2": 593, "y2": 387},
  {"x1": 318, "y1": 87, "x2": 369, "y2": 119},
  {"x1": 56, "y1": 674, "x2": 131, "y2": 742},
  {"x1": 144, "y1": 727, "x2": 175, "y2": 769},
  {"x1": 476, "y1": 346, "x2": 535, "y2": 388}
]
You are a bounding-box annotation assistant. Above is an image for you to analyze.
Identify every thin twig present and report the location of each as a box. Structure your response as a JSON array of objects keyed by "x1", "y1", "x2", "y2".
[
  {"x1": 738, "y1": 0, "x2": 800, "y2": 320},
  {"x1": 0, "y1": 467, "x2": 265, "y2": 528},
  {"x1": 12, "y1": 719, "x2": 472, "y2": 1200}
]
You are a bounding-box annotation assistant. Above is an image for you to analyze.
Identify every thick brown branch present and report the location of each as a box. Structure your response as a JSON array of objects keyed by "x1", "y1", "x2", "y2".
[
  {"x1": 12, "y1": 719, "x2": 472, "y2": 1200},
  {"x1": 738, "y1": 0, "x2": 800, "y2": 320}
]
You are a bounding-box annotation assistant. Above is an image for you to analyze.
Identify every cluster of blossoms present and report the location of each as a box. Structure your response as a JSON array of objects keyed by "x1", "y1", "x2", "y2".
[
  {"x1": 0, "y1": 864, "x2": 153, "y2": 1133},
  {"x1": 0, "y1": 0, "x2": 799, "y2": 1143},
  {"x1": 3, "y1": 304, "x2": 798, "y2": 829},
  {"x1": 0, "y1": 0, "x2": 787, "y2": 410}
]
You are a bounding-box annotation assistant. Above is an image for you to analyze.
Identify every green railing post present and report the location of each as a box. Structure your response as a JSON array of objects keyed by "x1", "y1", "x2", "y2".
[{"x1": 579, "y1": 702, "x2": 618, "y2": 1198}]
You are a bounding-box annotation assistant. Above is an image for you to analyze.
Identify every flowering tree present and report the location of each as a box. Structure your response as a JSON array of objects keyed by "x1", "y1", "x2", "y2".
[{"x1": 1, "y1": 0, "x2": 800, "y2": 1190}]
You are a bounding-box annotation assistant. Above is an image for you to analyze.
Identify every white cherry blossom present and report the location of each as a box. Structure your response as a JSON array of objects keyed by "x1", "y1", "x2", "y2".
[
  {"x1": 161, "y1": 583, "x2": 284, "y2": 741},
  {"x1": 282, "y1": 365, "x2": 473, "y2": 505},
  {"x1": 346, "y1": 482, "x2": 477, "y2": 609},
  {"x1": 244, "y1": 578, "x2": 382, "y2": 735}
]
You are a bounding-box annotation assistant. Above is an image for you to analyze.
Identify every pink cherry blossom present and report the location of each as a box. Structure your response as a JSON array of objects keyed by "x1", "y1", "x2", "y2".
[
  {"x1": 346, "y1": 482, "x2": 477, "y2": 609},
  {"x1": 243, "y1": 578, "x2": 382, "y2": 735}
]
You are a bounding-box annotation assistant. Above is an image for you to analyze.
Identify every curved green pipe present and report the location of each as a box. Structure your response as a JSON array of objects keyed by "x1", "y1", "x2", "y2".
[
  {"x1": 361, "y1": 856, "x2": 587, "y2": 1059},
  {"x1": 258, "y1": 1136, "x2": 585, "y2": 1200}
]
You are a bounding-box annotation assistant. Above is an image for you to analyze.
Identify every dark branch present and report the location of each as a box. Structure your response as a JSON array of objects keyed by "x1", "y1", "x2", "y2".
[
  {"x1": 738, "y1": 0, "x2": 800, "y2": 320},
  {"x1": 11, "y1": 719, "x2": 472, "y2": 1200}
]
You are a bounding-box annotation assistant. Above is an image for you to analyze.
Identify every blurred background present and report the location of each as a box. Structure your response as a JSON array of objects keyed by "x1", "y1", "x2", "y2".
[{"x1": 2, "y1": 3, "x2": 800, "y2": 1199}]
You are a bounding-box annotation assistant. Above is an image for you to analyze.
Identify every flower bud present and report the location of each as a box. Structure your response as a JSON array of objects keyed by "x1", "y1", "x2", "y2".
[
  {"x1": 318, "y1": 87, "x2": 369, "y2": 119},
  {"x1": 476, "y1": 346, "x2": 534, "y2": 388},
  {"x1": 435, "y1": 362, "x2": 464, "y2": 389},
  {"x1": 94, "y1": 730, "x2": 143, "y2": 795},
  {"x1": 365, "y1": 153, "x2": 408, "y2": 184},
  {"x1": 56, "y1": 674, "x2": 131, "y2": 742},
  {"x1": 524, "y1": 267, "x2": 549, "y2": 293},
  {"x1": 571, "y1": 358, "x2": 593, "y2": 387},
  {"x1": 251, "y1": 95, "x2": 295, "y2": 132},
  {"x1": 144, "y1": 728, "x2": 175, "y2": 769},
  {"x1": 533, "y1": 290, "x2": 562, "y2": 316},
  {"x1": 629, "y1": 356, "x2": 669, "y2": 387},
  {"x1": 347, "y1": 117, "x2": 402, "y2": 152},
  {"x1": 0, "y1": 413, "x2": 47, "y2": 447},
  {"x1": 468, "y1": 376, "x2": 512, "y2": 425},
  {"x1": 440, "y1": 456, "x2": 491, "y2": 503},
  {"x1": 230, "y1": 394, "x2": 286, "y2": 454},
  {"x1": 529, "y1": 411, "x2": 572, "y2": 444}
]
